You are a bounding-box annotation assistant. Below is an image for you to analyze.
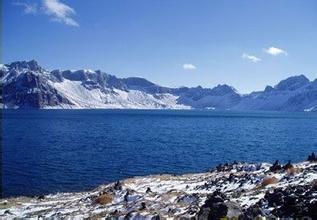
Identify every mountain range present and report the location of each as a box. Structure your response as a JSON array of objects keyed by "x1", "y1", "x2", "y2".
[{"x1": 1, "y1": 60, "x2": 316, "y2": 111}]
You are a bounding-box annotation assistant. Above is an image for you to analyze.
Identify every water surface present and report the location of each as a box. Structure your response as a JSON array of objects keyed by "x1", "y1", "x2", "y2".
[{"x1": 3, "y1": 109, "x2": 317, "y2": 197}]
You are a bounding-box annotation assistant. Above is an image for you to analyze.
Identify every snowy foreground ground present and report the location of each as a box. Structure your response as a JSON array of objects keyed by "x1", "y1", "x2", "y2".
[{"x1": 1, "y1": 160, "x2": 317, "y2": 219}]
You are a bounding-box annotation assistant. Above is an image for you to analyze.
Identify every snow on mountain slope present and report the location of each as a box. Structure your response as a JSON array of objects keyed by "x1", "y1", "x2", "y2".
[
  {"x1": 1, "y1": 60, "x2": 317, "y2": 111},
  {"x1": 50, "y1": 79, "x2": 189, "y2": 109},
  {"x1": 232, "y1": 76, "x2": 317, "y2": 111}
]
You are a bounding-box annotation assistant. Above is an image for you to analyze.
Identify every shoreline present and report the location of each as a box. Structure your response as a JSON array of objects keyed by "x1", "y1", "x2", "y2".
[{"x1": 1, "y1": 156, "x2": 317, "y2": 219}]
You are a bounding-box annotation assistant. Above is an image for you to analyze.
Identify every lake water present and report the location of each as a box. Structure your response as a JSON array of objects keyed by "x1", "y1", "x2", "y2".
[{"x1": 2, "y1": 110, "x2": 317, "y2": 197}]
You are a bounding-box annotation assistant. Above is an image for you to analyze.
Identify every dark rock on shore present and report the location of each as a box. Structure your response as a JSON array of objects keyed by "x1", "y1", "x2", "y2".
[
  {"x1": 1, "y1": 156, "x2": 317, "y2": 219},
  {"x1": 269, "y1": 160, "x2": 282, "y2": 172},
  {"x1": 308, "y1": 152, "x2": 317, "y2": 162},
  {"x1": 198, "y1": 191, "x2": 228, "y2": 220}
]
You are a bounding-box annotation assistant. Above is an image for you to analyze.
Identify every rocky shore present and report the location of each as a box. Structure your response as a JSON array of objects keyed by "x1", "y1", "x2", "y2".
[{"x1": 1, "y1": 154, "x2": 317, "y2": 219}]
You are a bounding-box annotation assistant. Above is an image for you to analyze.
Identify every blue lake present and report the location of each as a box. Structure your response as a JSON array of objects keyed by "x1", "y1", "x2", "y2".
[{"x1": 2, "y1": 109, "x2": 317, "y2": 197}]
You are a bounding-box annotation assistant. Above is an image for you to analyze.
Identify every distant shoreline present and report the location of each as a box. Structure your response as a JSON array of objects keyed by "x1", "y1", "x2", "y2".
[{"x1": 3, "y1": 108, "x2": 317, "y2": 113}]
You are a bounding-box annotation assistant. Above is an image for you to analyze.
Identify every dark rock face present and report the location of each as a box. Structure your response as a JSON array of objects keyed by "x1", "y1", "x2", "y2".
[
  {"x1": 198, "y1": 191, "x2": 228, "y2": 220},
  {"x1": 7, "y1": 60, "x2": 42, "y2": 72},
  {"x1": 123, "y1": 77, "x2": 156, "y2": 89},
  {"x1": 262, "y1": 184, "x2": 317, "y2": 218},
  {"x1": 241, "y1": 203, "x2": 266, "y2": 220},
  {"x1": 113, "y1": 181, "x2": 122, "y2": 191},
  {"x1": 123, "y1": 77, "x2": 173, "y2": 94},
  {"x1": 275, "y1": 75, "x2": 310, "y2": 91},
  {"x1": 210, "y1": 84, "x2": 237, "y2": 96},
  {"x1": 281, "y1": 89, "x2": 317, "y2": 111},
  {"x1": 50, "y1": 70, "x2": 64, "y2": 82},
  {"x1": 3, "y1": 71, "x2": 72, "y2": 108},
  {"x1": 60, "y1": 69, "x2": 127, "y2": 91},
  {"x1": 175, "y1": 85, "x2": 241, "y2": 109}
]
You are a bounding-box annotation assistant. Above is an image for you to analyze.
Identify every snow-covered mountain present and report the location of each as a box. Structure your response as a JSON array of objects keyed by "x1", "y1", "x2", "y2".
[
  {"x1": 232, "y1": 75, "x2": 317, "y2": 112},
  {"x1": 1, "y1": 60, "x2": 316, "y2": 111}
]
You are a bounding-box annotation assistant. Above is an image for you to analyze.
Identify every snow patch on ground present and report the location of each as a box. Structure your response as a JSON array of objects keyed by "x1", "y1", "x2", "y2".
[{"x1": 1, "y1": 161, "x2": 316, "y2": 219}]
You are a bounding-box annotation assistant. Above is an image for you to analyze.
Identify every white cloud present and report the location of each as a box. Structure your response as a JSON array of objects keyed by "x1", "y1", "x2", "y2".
[
  {"x1": 242, "y1": 53, "x2": 261, "y2": 63},
  {"x1": 182, "y1": 64, "x2": 197, "y2": 70},
  {"x1": 14, "y1": 0, "x2": 79, "y2": 27},
  {"x1": 14, "y1": 2, "x2": 38, "y2": 14},
  {"x1": 42, "y1": 0, "x2": 79, "y2": 27},
  {"x1": 264, "y1": 47, "x2": 287, "y2": 56}
]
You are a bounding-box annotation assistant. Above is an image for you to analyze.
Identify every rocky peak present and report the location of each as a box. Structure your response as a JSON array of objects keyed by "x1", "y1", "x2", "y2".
[
  {"x1": 210, "y1": 84, "x2": 237, "y2": 95},
  {"x1": 275, "y1": 75, "x2": 310, "y2": 91},
  {"x1": 264, "y1": 85, "x2": 274, "y2": 92},
  {"x1": 7, "y1": 60, "x2": 43, "y2": 72},
  {"x1": 60, "y1": 69, "x2": 94, "y2": 81}
]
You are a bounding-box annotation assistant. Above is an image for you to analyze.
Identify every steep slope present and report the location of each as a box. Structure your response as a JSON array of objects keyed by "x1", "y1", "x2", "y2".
[
  {"x1": 1, "y1": 60, "x2": 316, "y2": 111},
  {"x1": 1, "y1": 61, "x2": 189, "y2": 109},
  {"x1": 2, "y1": 61, "x2": 72, "y2": 108}
]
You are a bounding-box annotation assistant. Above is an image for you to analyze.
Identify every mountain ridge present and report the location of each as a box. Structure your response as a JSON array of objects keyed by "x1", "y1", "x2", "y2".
[{"x1": 1, "y1": 60, "x2": 316, "y2": 111}]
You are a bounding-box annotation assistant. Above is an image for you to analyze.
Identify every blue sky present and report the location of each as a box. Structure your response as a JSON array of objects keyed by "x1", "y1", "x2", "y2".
[{"x1": 4, "y1": 0, "x2": 317, "y2": 93}]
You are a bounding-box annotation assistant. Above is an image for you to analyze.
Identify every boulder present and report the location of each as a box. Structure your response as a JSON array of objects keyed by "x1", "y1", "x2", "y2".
[
  {"x1": 269, "y1": 160, "x2": 282, "y2": 172},
  {"x1": 198, "y1": 191, "x2": 228, "y2": 220},
  {"x1": 307, "y1": 153, "x2": 317, "y2": 162}
]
